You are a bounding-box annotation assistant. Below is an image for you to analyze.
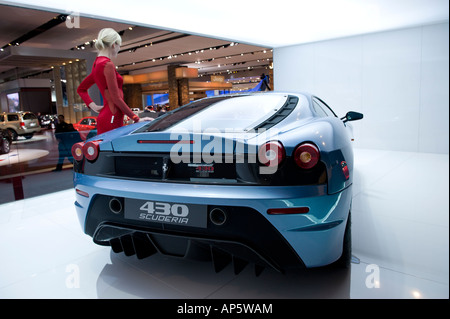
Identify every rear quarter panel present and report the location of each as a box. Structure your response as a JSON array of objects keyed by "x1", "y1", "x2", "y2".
[{"x1": 277, "y1": 117, "x2": 355, "y2": 194}]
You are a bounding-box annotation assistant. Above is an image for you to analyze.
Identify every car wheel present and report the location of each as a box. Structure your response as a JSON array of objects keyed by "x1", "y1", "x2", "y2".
[
  {"x1": 8, "y1": 129, "x2": 18, "y2": 141},
  {"x1": 332, "y1": 211, "x2": 352, "y2": 268},
  {"x1": 23, "y1": 134, "x2": 34, "y2": 139},
  {"x1": 1, "y1": 138, "x2": 10, "y2": 154}
]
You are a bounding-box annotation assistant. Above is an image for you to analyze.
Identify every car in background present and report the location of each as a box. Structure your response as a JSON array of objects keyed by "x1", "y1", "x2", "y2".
[
  {"x1": 124, "y1": 109, "x2": 144, "y2": 125},
  {"x1": 38, "y1": 114, "x2": 57, "y2": 129},
  {"x1": 72, "y1": 92, "x2": 363, "y2": 275},
  {"x1": 0, "y1": 128, "x2": 13, "y2": 154},
  {"x1": 0, "y1": 111, "x2": 41, "y2": 141},
  {"x1": 73, "y1": 116, "x2": 97, "y2": 140}
]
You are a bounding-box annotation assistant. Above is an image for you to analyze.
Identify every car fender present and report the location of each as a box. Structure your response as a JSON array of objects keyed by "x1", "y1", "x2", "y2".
[{"x1": 276, "y1": 118, "x2": 354, "y2": 194}]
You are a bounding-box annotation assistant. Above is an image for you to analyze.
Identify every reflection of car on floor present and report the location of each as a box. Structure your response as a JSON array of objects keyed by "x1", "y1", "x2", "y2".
[
  {"x1": 72, "y1": 92, "x2": 363, "y2": 275},
  {"x1": 0, "y1": 128, "x2": 13, "y2": 154},
  {"x1": 73, "y1": 116, "x2": 97, "y2": 140},
  {"x1": 0, "y1": 111, "x2": 41, "y2": 141}
]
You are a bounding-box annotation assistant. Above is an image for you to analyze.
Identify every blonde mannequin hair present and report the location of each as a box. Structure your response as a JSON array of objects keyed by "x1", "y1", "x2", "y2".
[{"x1": 95, "y1": 28, "x2": 122, "y2": 51}]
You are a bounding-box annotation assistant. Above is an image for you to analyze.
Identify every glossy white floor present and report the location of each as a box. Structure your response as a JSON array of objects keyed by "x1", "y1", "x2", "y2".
[{"x1": 0, "y1": 149, "x2": 448, "y2": 299}]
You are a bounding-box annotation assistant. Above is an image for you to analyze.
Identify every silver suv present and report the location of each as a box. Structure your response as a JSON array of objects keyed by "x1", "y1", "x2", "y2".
[{"x1": 0, "y1": 111, "x2": 41, "y2": 140}]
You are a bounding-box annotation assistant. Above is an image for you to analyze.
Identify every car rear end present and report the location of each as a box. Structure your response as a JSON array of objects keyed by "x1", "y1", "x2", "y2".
[
  {"x1": 19, "y1": 112, "x2": 41, "y2": 137},
  {"x1": 72, "y1": 93, "x2": 353, "y2": 273}
]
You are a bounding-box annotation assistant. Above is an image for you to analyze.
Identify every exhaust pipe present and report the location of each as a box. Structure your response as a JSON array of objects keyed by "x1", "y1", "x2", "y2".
[
  {"x1": 109, "y1": 197, "x2": 123, "y2": 214},
  {"x1": 209, "y1": 207, "x2": 227, "y2": 226}
]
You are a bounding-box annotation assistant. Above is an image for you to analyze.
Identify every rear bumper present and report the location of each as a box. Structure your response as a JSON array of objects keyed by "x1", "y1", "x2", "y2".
[
  {"x1": 18, "y1": 126, "x2": 41, "y2": 135},
  {"x1": 74, "y1": 173, "x2": 352, "y2": 269}
]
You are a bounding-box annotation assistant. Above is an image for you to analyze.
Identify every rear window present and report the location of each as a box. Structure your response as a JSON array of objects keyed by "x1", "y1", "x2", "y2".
[
  {"x1": 22, "y1": 113, "x2": 37, "y2": 120},
  {"x1": 144, "y1": 94, "x2": 288, "y2": 133}
]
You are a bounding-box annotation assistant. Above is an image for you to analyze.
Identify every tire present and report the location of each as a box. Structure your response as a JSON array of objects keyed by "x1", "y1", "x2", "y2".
[
  {"x1": 1, "y1": 138, "x2": 10, "y2": 154},
  {"x1": 8, "y1": 129, "x2": 18, "y2": 141},
  {"x1": 23, "y1": 133, "x2": 34, "y2": 139},
  {"x1": 332, "y1": 211, "x2": 352, "y2": 268}
]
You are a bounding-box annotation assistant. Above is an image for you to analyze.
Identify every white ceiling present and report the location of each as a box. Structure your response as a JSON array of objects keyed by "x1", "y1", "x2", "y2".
[
  {"x1": 0, "y1": 0, "x2": 448, "y2": 87},
  {"x1": 1, "y1": 0, "x2": 448, "y2": 48}
]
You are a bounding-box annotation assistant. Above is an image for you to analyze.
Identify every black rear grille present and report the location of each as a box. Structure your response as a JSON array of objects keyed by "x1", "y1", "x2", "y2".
[
  {"x1": 111, "y1": 153, "x2": 237, "y2": 182},
  {"x1": 101, "y1": 228, "x2": 277, "y2": 275},
  {"x1": 77, "y1": 151, "x2": 327, "y2": 186},
  {"x1": 115, "y1": 155, "x2": 165, "y2": 180}
]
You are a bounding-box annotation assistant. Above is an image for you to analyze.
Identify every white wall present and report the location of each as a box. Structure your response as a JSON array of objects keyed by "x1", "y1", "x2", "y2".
[{"x1": 274, "y1": 22, "x2": 449, "y2": 154}]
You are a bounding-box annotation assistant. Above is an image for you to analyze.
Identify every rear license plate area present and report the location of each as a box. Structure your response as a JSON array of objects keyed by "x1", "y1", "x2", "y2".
[{"x1": 124, "y1": 199, "x2": 207, "y2": 228}]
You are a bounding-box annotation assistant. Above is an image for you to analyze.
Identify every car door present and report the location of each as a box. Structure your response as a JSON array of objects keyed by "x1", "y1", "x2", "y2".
[
  {"x1": 79, "y1": 118, "x2": 90, "y2": 131},
  {"x1": 87, "y1": 118, "x2": 97, "y2": 129}
]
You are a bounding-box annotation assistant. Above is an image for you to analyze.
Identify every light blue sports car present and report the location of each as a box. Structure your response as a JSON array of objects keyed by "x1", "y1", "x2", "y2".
[{"x1": 72, "y1": 92, "x2": 363, "y2": 275}]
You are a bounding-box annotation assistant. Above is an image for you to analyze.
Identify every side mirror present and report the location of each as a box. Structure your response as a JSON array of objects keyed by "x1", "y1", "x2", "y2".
[{"x1": 342, "y1": 111, "x2": 363, "y2": 123}]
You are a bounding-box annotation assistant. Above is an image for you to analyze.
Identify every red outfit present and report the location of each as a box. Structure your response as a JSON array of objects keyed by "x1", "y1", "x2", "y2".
[{"x1": 77, "y1": 56, "x2": 139, "y2": 135}]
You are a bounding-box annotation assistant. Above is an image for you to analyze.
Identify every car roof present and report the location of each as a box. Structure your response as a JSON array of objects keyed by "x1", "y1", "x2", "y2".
[{"x1": 0, "y1": 111, "x2": 34, "y2": 114}]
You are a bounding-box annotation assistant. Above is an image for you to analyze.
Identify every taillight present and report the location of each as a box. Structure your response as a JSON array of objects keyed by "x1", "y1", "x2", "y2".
[
  {"x1": 71, "y1": 142, "x2": 84, "y2": 161},
  {"x1": 341, "y1": 161, "x2": 349, "y2": 180},
  {"x1": 82, "y1": 141, "x2": 100, "y2": 161},
  {"x1": 75, "y1": 188, "x2": 89, "y2": 198},
  {"x1": 258, "y1": 141, "x2": 285, "y2": 167},
  {"x1": 20, "y1": 121, "x2": 25, "y2": 127},
  {"x1": 294, "y1": 143, "x2": 320, "y2": 169}
]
